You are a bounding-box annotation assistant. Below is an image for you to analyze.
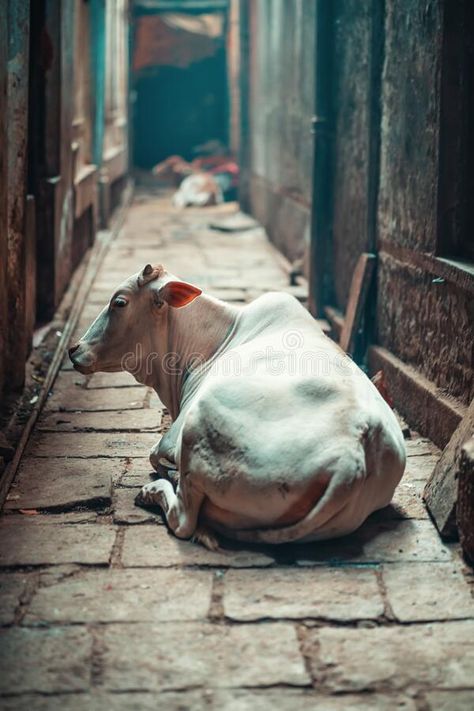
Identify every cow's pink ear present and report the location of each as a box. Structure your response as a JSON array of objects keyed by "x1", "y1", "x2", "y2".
[{"x1": 160, "y1": 280, "x2": 202, "y2": 308}]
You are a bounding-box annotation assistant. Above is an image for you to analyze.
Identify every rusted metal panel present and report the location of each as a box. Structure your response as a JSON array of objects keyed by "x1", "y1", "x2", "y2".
[
  {"x1": 6, "y1": 0, "x2": 30, "y2": 390},
  {"x1": 245, "y1": 0, "x2": 316, "y2": 262}
]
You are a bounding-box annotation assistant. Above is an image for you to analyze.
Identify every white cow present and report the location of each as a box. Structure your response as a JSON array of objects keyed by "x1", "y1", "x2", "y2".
[{"x1": 69, "y1": 264, "x2": 406, "y2": 545}]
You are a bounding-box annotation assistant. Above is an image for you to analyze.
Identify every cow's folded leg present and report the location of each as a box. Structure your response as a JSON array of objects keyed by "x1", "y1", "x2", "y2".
[
  {"x1": 137, "y1": 478, "x2": 175, "y2": 512},
  {"x1": 137, "y1": 476, "x2": 204, "y2": 539},
  {"x1": 149, "y1": 441, "x2": 167, "y2": 472}
]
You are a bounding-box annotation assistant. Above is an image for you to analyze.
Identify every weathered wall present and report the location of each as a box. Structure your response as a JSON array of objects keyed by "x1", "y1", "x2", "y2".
[
  {"x1": 244, "y1": 0, "x2": 315, "y2": 263},
  {"x1": 378, "y1": 0, "x2": 441, "y2": 254},
  {"x1": 377, "y1": 254, "x2": 474, "y2": 403},
  {"x1": 330, "y1": 0, "x2": 375, "y2": 310},
  {"x1": 0, "y1": 0, "x2": 129, "y2": 403},
  {"x1": 376, "y1": 0, "x2": 474, "y2": 406},
  {"x1": 6, "y1": 1, "x2": 31, "y2": 390},
  {"x1": 0, "y1": 4, "x2": 8, "y2": 398}
]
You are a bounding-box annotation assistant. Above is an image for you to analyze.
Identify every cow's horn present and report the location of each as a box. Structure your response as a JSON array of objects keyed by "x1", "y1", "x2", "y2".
[{"x1": 138, "y1": 264, "x2": 162, "y2": 287}]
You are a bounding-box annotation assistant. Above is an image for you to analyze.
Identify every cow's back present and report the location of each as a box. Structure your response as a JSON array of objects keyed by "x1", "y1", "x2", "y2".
[{"x1": 176, "y1": 291, "x2": 406, "y2": 539}]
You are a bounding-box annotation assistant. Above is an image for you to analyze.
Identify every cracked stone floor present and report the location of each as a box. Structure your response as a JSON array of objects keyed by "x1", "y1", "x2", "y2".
[{"x1": 1, "y1": 191, "x2": 473, "y2": 711}]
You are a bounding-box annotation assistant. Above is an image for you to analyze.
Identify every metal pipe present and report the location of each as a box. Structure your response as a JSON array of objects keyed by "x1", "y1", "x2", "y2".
[{"x1": 309, "y1": 0, "x2": 333, "y2": 317}]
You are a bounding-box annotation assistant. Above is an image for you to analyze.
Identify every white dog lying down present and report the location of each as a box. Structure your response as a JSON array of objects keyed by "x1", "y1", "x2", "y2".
[{"x1": 69, "y1": 264, "x2": 406, "y2": 545}]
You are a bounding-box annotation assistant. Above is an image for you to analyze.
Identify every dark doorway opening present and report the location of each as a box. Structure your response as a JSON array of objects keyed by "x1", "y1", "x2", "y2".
[{"x1": 132, "y1": 6, "x2": 229, "y2": 170}]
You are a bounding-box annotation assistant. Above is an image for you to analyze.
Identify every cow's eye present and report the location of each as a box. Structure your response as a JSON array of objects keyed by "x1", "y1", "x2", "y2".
[{"x1": 113, "y1": 297, "x2": 128, "y2": 308}]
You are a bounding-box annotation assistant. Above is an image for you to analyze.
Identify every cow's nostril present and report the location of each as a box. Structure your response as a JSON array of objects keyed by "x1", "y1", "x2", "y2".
[{"x1": 69, "y1": 345, "x2": 80, "y2": 358}]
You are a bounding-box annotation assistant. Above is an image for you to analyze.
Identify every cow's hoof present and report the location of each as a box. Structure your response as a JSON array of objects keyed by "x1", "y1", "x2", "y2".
[
  {"x1": 192, "y1": 525, "x2": 221, "y2": 552},
  {"x1": 136, "y1": 479, "x2": 171, "y2": 508}
]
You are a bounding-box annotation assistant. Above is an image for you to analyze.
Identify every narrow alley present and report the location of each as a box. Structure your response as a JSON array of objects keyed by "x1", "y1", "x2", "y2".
[
  {"x1": 1, "y1": 1, "x2": 474, "y2": 709},
  {"x1": 0, "y1": 192, "x2": 473, "y2": 709}
]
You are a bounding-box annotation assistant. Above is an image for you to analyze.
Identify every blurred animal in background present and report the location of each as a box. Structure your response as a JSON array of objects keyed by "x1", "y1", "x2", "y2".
[
  {"x1": 172, "y1": 172, "x2": 223, "y2": 208},
  {"x1": 152, "y1": 139, "x2": 239, "y2": 207}
]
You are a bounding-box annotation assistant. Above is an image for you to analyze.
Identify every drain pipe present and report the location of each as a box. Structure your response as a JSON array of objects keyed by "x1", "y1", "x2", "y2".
[{"x1": 309, "y1": 0, "x2": 334, "y2": 318}]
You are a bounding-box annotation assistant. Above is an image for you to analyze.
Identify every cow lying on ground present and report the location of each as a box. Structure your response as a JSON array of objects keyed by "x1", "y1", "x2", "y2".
[{"x1": 69, "y1": 264, "x2": 406, "y2": 545}]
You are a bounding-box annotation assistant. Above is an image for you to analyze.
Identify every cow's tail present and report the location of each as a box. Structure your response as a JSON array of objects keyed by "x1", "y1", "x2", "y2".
[{"x1": 229, "y1": 454, "x2": 366, "y2": 545}]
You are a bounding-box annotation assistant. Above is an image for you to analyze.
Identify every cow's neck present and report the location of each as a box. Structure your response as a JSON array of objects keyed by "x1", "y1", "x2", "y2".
[{"x1": 150, "y1": 295, "x2": 238, "y2": 419}]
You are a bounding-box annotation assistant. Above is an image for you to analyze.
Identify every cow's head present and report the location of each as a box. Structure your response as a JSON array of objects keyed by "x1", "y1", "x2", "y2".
[{"x1": 69, "y1": 264, "x2": 202, "y2": 375}]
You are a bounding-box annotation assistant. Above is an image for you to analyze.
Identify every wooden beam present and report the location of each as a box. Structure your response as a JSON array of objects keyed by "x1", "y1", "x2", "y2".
[{"x1": 339, "y1": 252, "x2": 376, "y2": 356}]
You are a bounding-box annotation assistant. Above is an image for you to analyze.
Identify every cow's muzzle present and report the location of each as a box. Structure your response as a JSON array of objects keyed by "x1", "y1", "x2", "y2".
[{"x1": 68, "y1": 343, "x2": 96, "y2": 374}]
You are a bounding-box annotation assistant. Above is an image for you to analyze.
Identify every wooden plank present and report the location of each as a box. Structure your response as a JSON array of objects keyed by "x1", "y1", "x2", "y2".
[
  {"x1": 424, "y1": 399, "x2": 474, "y2": 540},
  {"x1": 339, "y1": 252, "x2": 376, "y2": 355}
]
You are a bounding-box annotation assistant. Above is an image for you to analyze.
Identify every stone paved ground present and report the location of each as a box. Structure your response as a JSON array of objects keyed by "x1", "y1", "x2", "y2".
[{"x1": 1, "y1": 192, "x2": 473, "y2": 711}]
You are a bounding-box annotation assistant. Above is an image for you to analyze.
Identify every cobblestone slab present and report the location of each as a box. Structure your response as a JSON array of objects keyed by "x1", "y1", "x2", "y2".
[
  {"x1": 303, "y1": 621, "x2": 474, "y2": 692},
  {"x1": 3, "y1": 511, "x2": 99, "y2": 525},
  {"x1": 223, "y1": 568, "x2": 383, "y2": 621},
  {"x1": 382, "y1": 562, "x2": 474, "y2": 622},
  {"x1": 52, "y1": 370, "x2": 89, "y2": 388},
  {"x1": 28, "y1": 432, "x2": 157, "y2": 458},
  {"x1": 0, "y1": 573, "x2": 29, "y2": 624},
  {"x1": 403, "y1": 454, "x2": 439, "y2": 481},
  {"x1": 86, "y1": 287, "x2": 116, "y2": 304},
  {"x1": 5, "y1": 458, "x2": 113, "y2": 510},
  {"x1": 0, "y1": 521, "x2": 116, "y2": 566},
  {"x1": 112, "y1": 488, "x2": 163, "y2": 524},
  {"x1": 404, "y1": 439, "x2": 440, "y2": 458},
  {"x1": 294, "y1": 520, "x2": 453, "y2": 565},
  {"x1": 102, "y1": 622, "x2": 310, "y2": 690},
  {"x1": 0, "y1": 627, "x2": 91, "y2": 694},
  {"x1": 0, "y1": 692, "x2": 211, "y2": 711},
  {"x1": 86, "y1": 371, "x2": 148, "y2": 388},
  {"x1": 119, "y1": 458, "x2": 156, "y2": 487},
  {"x1": 372, "y1": 479, "x2": 428, "y2": 520},
  {"x1": 45, "y1": 386, "x2": 149, "y2": 412},
  {"x1": 122, "y1": 526, "x2": 275, "y2": 568},
  {"x1": 25, "y1": 568, "x2": 212, "y2": 624},
  {"x1": 0, "y1": 692, "x2": 418, "y2": 711},
  {"x1": 425, "y1": 691, "x2": 474, "y2": 710},
  {"x1": 207, "y1": 288, "x2": 247, "y2": 302},
  {"x1": 38, "y1": 409, "x2": 162, "y2": 432},
  {"x1": 201, "y1": 691, "x2": 416, "y2": 711}
]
